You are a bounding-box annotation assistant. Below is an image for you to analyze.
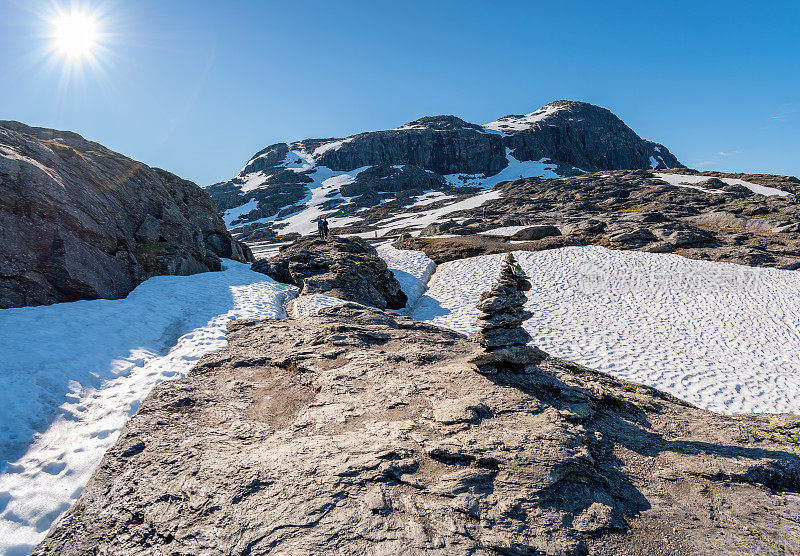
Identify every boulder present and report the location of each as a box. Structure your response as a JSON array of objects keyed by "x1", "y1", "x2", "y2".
[
  {"x1": 511, "y1": 224, "x2": 561, "y2": 240},
  {"x1": 251, "y1": 236, "x2": 407, "y2": 309},
  {"x1": 0, "y1": 121, "x2": 251, "y2": 309}
]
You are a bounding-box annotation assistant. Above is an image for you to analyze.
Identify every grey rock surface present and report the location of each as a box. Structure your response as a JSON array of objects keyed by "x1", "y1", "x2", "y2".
[
  {"x1": 394, "y1": 169, "x2": 800, "y2": 270},
  {"x1": 251, "y1": 236, "x2": 407, "y2": 309},
  {"x1": 36, "y1": 305, "x2": 800, "y2": 555},
  {"x1": 0, "y1": 121, "x2": 251, "y2": 308}
]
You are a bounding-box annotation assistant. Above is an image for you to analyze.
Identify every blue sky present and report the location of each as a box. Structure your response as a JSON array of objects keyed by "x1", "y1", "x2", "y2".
[{"x1": 1, "y1": 0, "x2": 798, "y2": 185}]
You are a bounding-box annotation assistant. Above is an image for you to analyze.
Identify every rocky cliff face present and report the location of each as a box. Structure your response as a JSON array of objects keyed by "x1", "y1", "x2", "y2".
[
  {"x1": 497, "y1": 101, "x2": 683, "y2": 171},
  {"x1": 312, "y1": 115, "x2": 509, "y2": 176},
  {"x1": 36, "y1": 305, "x2": 800, "y2": 554},
  {"x1": 206, "y1": 101, "x2": 682, "y2": 234},
  {"x1": 0, "y1": 121, "x2": 252, "y2": 309}
]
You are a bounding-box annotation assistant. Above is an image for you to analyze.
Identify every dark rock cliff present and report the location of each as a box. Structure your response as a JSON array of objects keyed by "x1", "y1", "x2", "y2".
[
  {"x1": 0, "y1": 121, "x2": 252, "y2": 309},
  {"x1": 502, "y1": 100, "x2": 683, "y2": 171},
  {"x1": 312, "y1": 116, "x2": 509, "y2": 176}
]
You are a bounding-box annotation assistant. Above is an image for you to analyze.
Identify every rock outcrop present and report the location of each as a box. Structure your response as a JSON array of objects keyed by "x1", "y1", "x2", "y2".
[
  {"x1": 37, "y1": 305, "x2": 800, "y2": 555},
  {"x1": 0, "y1": 121, "x2": 252, "y2": 308},
  {"x1": 251, "y1": 236, "x2": 407, "y2": 309},
  {"x1": 207, "y1": 101, "x2": 683, "y2": 230},
  {"x1": 395, "y1": 169, "x2": 800, "y2": 270}
]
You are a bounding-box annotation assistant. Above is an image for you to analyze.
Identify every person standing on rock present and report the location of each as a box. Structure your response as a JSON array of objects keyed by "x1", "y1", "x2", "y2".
[
  {"x1": 322, "y1": 217, "x2": 330, "y2": 240},
  {"x1": 317, "y1": 218, "x2": 325, "y2": 239}
]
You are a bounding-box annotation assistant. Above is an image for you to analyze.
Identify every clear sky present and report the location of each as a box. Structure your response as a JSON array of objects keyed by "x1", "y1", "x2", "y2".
[{"x1": 1, "y1": 0, "x2": 798, "y2": 186}]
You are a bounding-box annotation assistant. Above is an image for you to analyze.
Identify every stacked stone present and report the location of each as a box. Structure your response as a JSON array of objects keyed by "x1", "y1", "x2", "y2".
[
  {"x1": 470, "y1": 254, "x2": 542, "y2": 369},
  {"x1": 472, "y1": 253, "x2": 533, "y2": 348}
]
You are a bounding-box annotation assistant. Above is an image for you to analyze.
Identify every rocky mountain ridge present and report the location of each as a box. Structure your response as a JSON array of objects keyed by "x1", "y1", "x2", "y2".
[
  {"x1": 206, "y1": 101, "x2": 683, "y2": 236},
  {"x1": 0, "y1": 121, "x2": 251, "y2": 308}
]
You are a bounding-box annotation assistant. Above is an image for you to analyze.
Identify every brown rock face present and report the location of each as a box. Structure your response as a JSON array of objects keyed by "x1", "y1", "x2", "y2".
[
  {"x1": 36, "y1": 305, "x2": 800, "y2": 555},
  {"x1": 0, "y1": 121, "x2": 252, "y2": 308}
]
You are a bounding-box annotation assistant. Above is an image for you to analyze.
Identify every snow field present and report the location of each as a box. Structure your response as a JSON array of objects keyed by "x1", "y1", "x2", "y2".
[
  {"x1": 376, "y1": 244, "x2": 437, "y2": 308},
  {"x1": 483, "y1": 105, "x2": 566, "y2": 133},
  {"x1": 409, "y1": 246, "x2": 800, "y2": 415},
  {"x1": 290, "y1": 294, "x2": 347, "y2": 317},
  {"x1": 653, "y1": 172, "x2": 790, "y2": 197},
  {"x1": 0, "y1": 261, "x2": 297, "y2": 554}
]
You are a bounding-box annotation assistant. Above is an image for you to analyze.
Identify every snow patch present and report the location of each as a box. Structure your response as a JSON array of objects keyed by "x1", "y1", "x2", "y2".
[
  {"x1": 376, "y1": 244, "x2": 436, "y2": 308},
  {"x1": 410, "y1": 246, "x2": 800, "y2": 415},
  {"x1": 223, "y1": 198, "x2": 259, "y2": 227},
  {"x1": 409, "y1": 191, "x2": 456, "y2": 207},
  {"x1": 653, "y1": 173, "x2": 789, "y2": 197},
  {"x1": 483, "y1": 105, "x2": 566, "y2": 133},
  {"x1": 239, "y1": 170, "x2": 271, "y2": 193},
  {"x1": 0, "y1": 262, "x2": 297, "y2": 553},
  {"x1": 312, "y1": 138, "x2": 354, "y2": 157},
  {"x1": 478, "y1": 225, "x2": 531, "y2": 237},
  {"x1": 290, "y1": 294, "x2": 347, "y2": 317}
]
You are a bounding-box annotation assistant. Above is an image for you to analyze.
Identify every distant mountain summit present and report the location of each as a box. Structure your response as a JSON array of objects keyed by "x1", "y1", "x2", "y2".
[
  {"x1": 485, "y1": 100, "x2": 681, "y2": 171},
  {"x1": 207, "y1": 101, "x2": 683, "y2": 235}
]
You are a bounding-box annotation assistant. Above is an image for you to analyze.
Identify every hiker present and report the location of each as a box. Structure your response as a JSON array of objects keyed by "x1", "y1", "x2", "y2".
[
  {"x1": 322, "y1": 218, "x2": 330, "y2": 240},
  {"x1": 317, "y1": 218, "x2": 325, "y2": 239}
]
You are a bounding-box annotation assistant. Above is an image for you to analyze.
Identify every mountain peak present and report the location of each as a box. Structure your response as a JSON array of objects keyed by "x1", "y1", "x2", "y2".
[
  {"x1": 206, "y1": 101, "x2": 683, "y2": 232},
  {"x1": 395, "y1": 115, "x2": 485, "y2": 132}
]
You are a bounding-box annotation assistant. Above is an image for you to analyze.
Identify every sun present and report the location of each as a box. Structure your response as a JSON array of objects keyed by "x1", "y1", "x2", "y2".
[{"x1": 52, "y1": 11, "x2": 98, "y2": 59}]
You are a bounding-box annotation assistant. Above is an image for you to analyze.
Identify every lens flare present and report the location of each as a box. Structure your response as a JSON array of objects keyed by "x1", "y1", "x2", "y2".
[{"x1": 52, "y1": 12, "x2": 98, "y2": 58}]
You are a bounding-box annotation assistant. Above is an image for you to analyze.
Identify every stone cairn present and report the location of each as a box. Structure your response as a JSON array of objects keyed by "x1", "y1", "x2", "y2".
[{"x1": 469, "y1": 253, "x2": 542, "y2": 371}]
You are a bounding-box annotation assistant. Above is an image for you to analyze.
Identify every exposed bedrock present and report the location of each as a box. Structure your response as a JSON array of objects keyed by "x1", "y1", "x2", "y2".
[
  {"x1": 36, "y1": 305, "x2": 800, "y2": 555},
  {"x1": 396, "y1": 169, "x2": 800, "y2": 269}
]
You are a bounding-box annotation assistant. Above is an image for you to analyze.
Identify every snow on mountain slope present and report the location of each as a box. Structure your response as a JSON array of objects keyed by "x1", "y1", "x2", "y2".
[
  {"x1": 0, "y1": 262, "x2": 296, "y2": 554},
  {"x1": 653, "y1": 172, "x2": 790, "y2": 196},
  {"x1": 208, "y1": 101, "x2": 682, "y2": 237},
  {"x1": 483, "y1": 104, "x2": 567, "y2": 133},
  {"x1": 409, "y1": 246, "x2": 800, "y2": 415}
]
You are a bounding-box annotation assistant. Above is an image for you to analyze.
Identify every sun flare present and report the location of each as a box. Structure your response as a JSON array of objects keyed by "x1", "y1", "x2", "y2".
[{"x1": 52, "y1": 11, "x2": 98, "y2": 59}]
